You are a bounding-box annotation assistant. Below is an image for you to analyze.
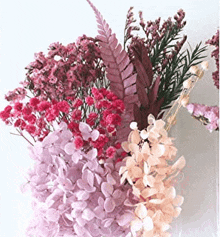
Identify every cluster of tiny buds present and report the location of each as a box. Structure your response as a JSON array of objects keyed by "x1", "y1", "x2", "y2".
[{"x1": 165, "y1": 62, "x2": 208, "y2": 130}]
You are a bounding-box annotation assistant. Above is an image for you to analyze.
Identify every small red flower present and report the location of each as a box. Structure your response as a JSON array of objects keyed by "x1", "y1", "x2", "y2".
[
  {"x1": 106, "y1": 114, "x2": 121, "y2": 126},
  {"x1": 25, "y1": 124, "x2": 36, "y2": 134},
  {"x1": 74, "y1": 136, "x2": 84, "y2": 149},
  {"x1": 73, "y1": 98, "x2": 83, "y2": 108},
  {"x1": 37, "y1": 101, "x2": 51, "y2": 111},
  {"x1": 71, "y1": 109, "x2": 82, "y2": 120},
  {"x1": 29, "y1": 97, "x2": 40, "y2": 107},
  {"x1": 22, "y1": 106, "x2": 32, "y2": 115},
  {"x1": 4, "y1": 105, "x2": 12, "y2": 113},
  {"x1": 57, "y1": 101, "x2": 70, "y2": 113},
  {"x1": 85, "y1": 96, "x2": 94, "y2": 106},
  {"x1": 14, "y1": 102, "x2": 23, "y2": 111},
  {"x1": 106, "y1": 146, "x2": 116, "y2": 159}
]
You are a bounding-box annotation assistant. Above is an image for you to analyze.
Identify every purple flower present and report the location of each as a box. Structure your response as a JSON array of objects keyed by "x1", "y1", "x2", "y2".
[
  {"x1": 24, "y1": 122, "x2": 137, "y2": 236},
  {"x1": 186, "y1": 103, "x2": 219, "y2": 132}
]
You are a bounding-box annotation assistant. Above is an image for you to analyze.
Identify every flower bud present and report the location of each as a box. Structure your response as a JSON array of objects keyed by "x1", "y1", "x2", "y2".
[
  {"x1": 201, "y1": 61, "x2": 209, "y2": 70},
  {"x1": 167, "y1": 115, "x2": 177, "y2": 125},
  {"x1": 183, "y1": 78, "x2": 193, "y2": 89},
  {"x1": 189, "y1": 65, "x2": 199, "y2": 74},
  {"x1": 130, "y1": 121, "x2": 138, "y2": 130},
  {"x1": 180, "y1": 95, "x2": 189, "y2": 107},
  {"x1": 197, "y1": 70, "x2": 204, "y2": 79}
]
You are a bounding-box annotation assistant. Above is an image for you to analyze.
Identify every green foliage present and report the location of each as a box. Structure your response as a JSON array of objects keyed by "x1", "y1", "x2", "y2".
[{"x1": 157, "y1": 42, "x2": 207, "y2": 110}]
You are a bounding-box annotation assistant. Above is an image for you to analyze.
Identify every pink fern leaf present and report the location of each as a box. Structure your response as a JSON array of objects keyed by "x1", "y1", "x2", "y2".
[
  {"x1": 87, "y1": 0, "x2": 139, "y2": 141},
  {"x1": 148, "y1": 75, "x2": 161, "y2": 103}
]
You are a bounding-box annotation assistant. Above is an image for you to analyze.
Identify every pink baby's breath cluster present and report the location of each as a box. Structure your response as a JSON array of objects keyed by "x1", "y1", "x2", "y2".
[
  {"x1": 206, "y1": 30, "x2": 219, "y2": 89},
  {"x1": 0, "y1": 87, "x2": 125, "y2": 160},
  {"x1": 186, "y1": 103, "x2": 219, "y2": 132},
  {"x1": 20, "y1": 35, "x2": 105, "y2": 102},
  {"x1": 23, "y1": 122, "x2": 137, "y2": 237}
]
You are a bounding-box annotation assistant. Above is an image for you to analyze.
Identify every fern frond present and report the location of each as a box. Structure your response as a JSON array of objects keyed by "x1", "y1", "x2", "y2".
[{"x1": 87, "y1": 0, "x2": 139, "y2": 141}]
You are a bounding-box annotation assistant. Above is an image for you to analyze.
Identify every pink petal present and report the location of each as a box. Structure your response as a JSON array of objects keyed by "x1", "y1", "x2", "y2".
[
  {"x1": 131, "y1": 218, "x2": 143, "y2": 234},
  {"x1": 132, "y1": 166, "x2": 143, "y2": 178},
  {"x1": 104, "y1": 197, "x2": 116, "y2": 213},
  {"x1": 71, "y1": 201, "x2": 87, "y2": 210},
  {"x1": 164, "y1": 187, "x2": 176, "y2": 199},
  {"x1": 79, "y1": 122, "x2": 92, "y2": 140},
  {"x1": 72, "y1": 151, "x2": 82, "y2": 163},
  {"x1": 95, "y1": 174, "x2": 102, "y2": 185},
  {"x1": 76, "y1": 217, "x2": 87, "y2": 227},
  {"x1": 173, "y1": 195, "x2": 184, "y2": 206},
  {"x1": 86, "y1": 170, "x2": 94, "y2": 187},
  {"x1": 86, "y1": 148, "x2": 97, "y2": 160},
  {"x1": 74, "y1": 224, "x2": 85, "y2": 235},
  {"x1": 76, "y1": 190, "x2": 90, "y2": 201},
  {"x1": 91, "y1": 129, "x2": 99, "y2": 141},
  {"x1": 112, "y1": 189, "x2": 123, "y2": 199},
  {"x1": 42, "y1": 134, "x2": 58, "y2": 146},
  {"x1": 64, "y1": 142, "x2": 75, "y2": 155},
  {"x1": 93, "y1": 206, "x2": 105, "y2": 219},
  {"x1": 117, "y1": 212, "x2": 134, "y2": 226},
  {"x1": 172, "y1": 156, "x2": 186, "y2": 170},
  {"x1": 103, "y1": 218, "x2": 114, "y2": 227},
  {"x1": 143, "y1": 216, "x2": 154, "y2": 231},
  {"x1": 45, "y1": 208, "x2": 60, "y2": 222},
  {"x1": 173, "y1": 207, "x2": 182, "y2": 217},
  {"x1": 101, "y1": 182, "x2": 113, "y2": 197},
  {"x1": 82, "y1": 208, "x2": 95, "y2": 221},
  {"x1": 65, "y1": 213, "x2": 73, "y2": 221},
  {"x1": 106, "y1": 174, "x2": 116, "y2": 185},
  {"x1": 98, "y1": 197, "x2": 105, "y2": 207},
  {"x1": 135, "y1": 203, "x2": 148, "y2": 219}
]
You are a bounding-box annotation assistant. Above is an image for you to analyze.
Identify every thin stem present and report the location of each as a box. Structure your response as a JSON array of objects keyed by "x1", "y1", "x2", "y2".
[{"x1": 16, "y1": 129, "x2": 34, "y2": 146}]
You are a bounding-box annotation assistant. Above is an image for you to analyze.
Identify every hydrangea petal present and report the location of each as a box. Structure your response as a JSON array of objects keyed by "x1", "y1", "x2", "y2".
[
  {"x1": 143, "y1": 216, "x2": 154, "y2": 231},
  {"x1": 103, "y1": 218, "x2": 114, "y2": 227},
  {"x1": 172, "y1": 156, "x2": 186, "y2": 171},
  {"x1": 91, "y1": 129, "x2": 99, "y2": 141},
  {"x1": 82, "y1": 208, "x2": 95, "y2": 221},
  {"x1": 131, "y1": 218, "x2": 143, "y2": 236},
  {"x1": 107, "y1": 173, "x2": 116, "y2": 185},
  {"x1": 64, "y1": 142, "x2": 75, "y2": 155},
  {"x1": 117, "y1": 212, "x2": 134, "y2": 226},
  {"x1": 173, "y1": 195, "x2": 184, "y2": 206},
  {"x1": 74, "y1": 223, "x2": 85, "y2": 235},
  {"x1": 101, "y1": 182, "x2": 113, "y2": 197},
  {"x1": 45, "y1": 208, "x2": 60, "y2": 222},
  {"x1": 76, "y1": 190, "x2": 90, "y2": 201},
  {"x1": 104, "y1": 197, "x2": 116, "y2": 213},
  {"x1": 135, "y1": 203, "x2": 148, "y2": 219}
]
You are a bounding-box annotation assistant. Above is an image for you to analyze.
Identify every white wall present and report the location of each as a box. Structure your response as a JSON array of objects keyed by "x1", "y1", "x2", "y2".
[{"x1": 0, "y1": 0, "x2": 218, "y2": 236}]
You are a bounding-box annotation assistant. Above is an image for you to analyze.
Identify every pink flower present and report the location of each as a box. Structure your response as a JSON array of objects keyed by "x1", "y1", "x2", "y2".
[
  {"x1": 85, "y1": 96, "x2": 94, "y2": 106},
  {"x1": 37, "y1": 101, "x2": 51, "y2": 111},
  {"x1": 73, "y1": 99, "x2": 83, "y2": 108},
  {"x1": 14, "y1": 102, "x2": 23, "y2": 111},
  {"x1": 106, "y1": 146, "x2": 116, "y2": 158},
  {"x1": 29, "y1": 97, "x2": 40, "y2": 107},
  {"x1": 74, "y1": 136, "x2": 84, "y2": 149},
  {"x1": 57, "y1": 101, "x2": 70, "y2": 113},
  {"x1": 79, "y1": 122, "x2": 99, "y2": 141}
]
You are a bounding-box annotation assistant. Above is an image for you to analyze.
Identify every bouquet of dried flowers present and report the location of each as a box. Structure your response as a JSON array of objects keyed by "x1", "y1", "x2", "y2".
[{"x1": 0, "y1": 1, "x2": 218, "y2": 236}]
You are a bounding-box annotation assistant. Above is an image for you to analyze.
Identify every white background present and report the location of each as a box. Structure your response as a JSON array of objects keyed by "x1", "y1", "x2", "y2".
[{"x1": 0, "y1": 0, "x2": 219, "y2": 236}]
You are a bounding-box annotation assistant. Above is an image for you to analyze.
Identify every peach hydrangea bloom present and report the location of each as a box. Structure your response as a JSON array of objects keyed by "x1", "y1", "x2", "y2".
[{"x1": 120, "y1": 114, "x2": 186, "y2": 237}]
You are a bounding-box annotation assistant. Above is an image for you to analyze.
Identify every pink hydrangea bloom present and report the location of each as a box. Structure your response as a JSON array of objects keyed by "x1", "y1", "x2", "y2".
[
  {"x1": 186, "y1": 103, "x2": 219, "y2": 132},
  {"x1": 24, "y1": 122, "x2": 138, "y2": 236}
]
